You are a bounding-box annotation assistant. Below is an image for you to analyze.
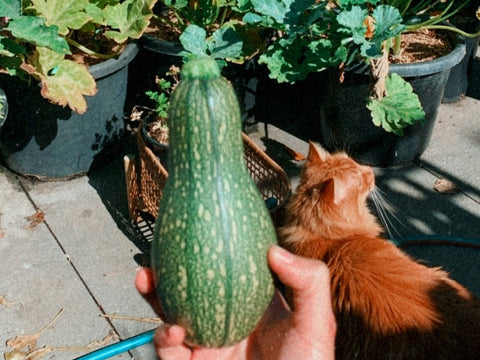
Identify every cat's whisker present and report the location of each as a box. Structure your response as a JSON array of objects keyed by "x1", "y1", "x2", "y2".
[{"x1": 370, "y1": 187, "x2": 404, "y2": 241}]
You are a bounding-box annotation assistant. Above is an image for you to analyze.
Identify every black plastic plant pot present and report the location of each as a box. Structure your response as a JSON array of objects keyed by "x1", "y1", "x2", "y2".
[
  {"x1": 0, "y1": 43, "x2": 138, "y2": 180},
  {"x1": 443, "y1": 16, "x2": 480, "y2": 103},
  {"x1": 141, "y1": 118, "x2": 169, "y2": 168},
  {"x1": 0, "y1": 88, "x2": 7, "y2": 128},
  {"x1": 318, "y1": 33, "x2": 466, "y2": 168}
]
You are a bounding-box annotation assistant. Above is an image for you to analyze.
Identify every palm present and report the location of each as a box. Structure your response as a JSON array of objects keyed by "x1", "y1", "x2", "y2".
[{"x1": 135, "y1": 246, "x2": 336, "y2": 360}]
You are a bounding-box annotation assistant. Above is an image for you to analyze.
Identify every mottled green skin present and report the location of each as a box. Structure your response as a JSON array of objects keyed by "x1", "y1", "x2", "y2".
[{"x1": 152, "y1": 59, "x2": 277, "y2": 348}]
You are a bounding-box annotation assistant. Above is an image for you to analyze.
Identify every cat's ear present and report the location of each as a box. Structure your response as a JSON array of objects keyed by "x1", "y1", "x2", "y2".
[
  {"x1": 307, "y1": 142, "x2": 328, "y2": 164},
  {"x1": 323, "y1": 178, "x2": 347, "y2": 205}
]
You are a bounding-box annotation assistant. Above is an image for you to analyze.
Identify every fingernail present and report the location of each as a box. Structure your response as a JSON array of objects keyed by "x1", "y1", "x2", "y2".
[{"x1": 270, "y1": 245, "x2": 294, "y2": 264}]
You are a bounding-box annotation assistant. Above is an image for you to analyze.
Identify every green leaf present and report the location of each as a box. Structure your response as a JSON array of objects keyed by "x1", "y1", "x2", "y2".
[
  {"x1": 250, "y1": 0, "x2": 293, "y2": 24},
  {"x1": 0, "y1": 55, "x2": 23, "y2": 76},
  {"x1": 179, "y1": 24, "x2": 208, "y2": 57},
  {"x1": 103, "y1": 0, "x2": 156, "y2": 43},
  {"x1": 207, "y1": 26, "x2": 243, "y2": 60},
  {"x1": 250, "y1": 0, "x2": 318, "y2": 32},
  {"x1": 32, "y1": 47, "x2": 97, "y2": 114},
  {"x1": 371, "y1": 5, "x2": 405, "y2": 43},
  {"x1": 367, "y1": 73, "x2": 425, "y2": 136},
  {"x1": 6, "y1": 16, "x2": 70, "y2": 54},
  {"x1": 336, "y1": 5, "x2": 368, "y2": 35},
  {"x1": 30, "y1": 0, "x2": 93, "y2": 35},
  {"x1": 242, "y1": 12, "x2": 265, "y2": 25},
  {"x1": 0, "y1": 35, "x2": 26, "y2": 56},
  {"x1": 0, "y1": 0, "x2": 21, "y2": 19},
  {"x1": 338, "y1": 0, "x2": 370, "y2": 5},
  {"x1": 259, "y1": 36, "x2": 343, "y2": 83}
]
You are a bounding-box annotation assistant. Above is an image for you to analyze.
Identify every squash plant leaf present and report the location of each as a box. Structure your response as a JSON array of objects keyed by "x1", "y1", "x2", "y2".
[
  {"x1": 28, "y1": 47, "x2": 96, "y2": 114},
  {"x1": 336, "y1": 5, "x2": 368, "y2": 34},
  {"x1": 6, "y1": 16, "x2": 70, "y2": 54},
  {"x1": 250, "y1": 0, "x2": 319, "y2": 33},
  {"x1": 259, "y1": 37, "x2": 344, "y2": 83},
  {"x1": 250, "y1": 0, "x2": 295, "y2": 25},
  {"x1": 0, "y1": 0, "x2": 21, "y2": 19},
  {"x1": 367, "y1": 73, "x2": 425, "y2": 136},
  {"x1": 338, "y1": 0, "x2": 370, "y2": 5},
  {"x1": 207, "y1": 26, "x2": 243, "y2": 60},
  {"x1": 0, "y1": 35, "x2": 26, "y2": 56},
  {"x1": 371, "y1": 5, "x2": 405, "y2": 42},
  {"x1": 30, "y1": 0, "x2": 93, "y2": 35},
  {"x1": 103, "y1": 0, "x2": 156, "y2": 43},
  {"x1": 179, "y1": 24, "x2": 208, "y2": 57}
]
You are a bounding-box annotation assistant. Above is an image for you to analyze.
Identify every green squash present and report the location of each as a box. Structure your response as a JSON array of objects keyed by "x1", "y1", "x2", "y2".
[{"x1": 151, "y1": 57, "x2": 277, "y2": 348}]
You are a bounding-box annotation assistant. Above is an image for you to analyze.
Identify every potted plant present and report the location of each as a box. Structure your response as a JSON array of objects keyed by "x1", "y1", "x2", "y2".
[
  {"x1": 128, "y1": 0, "x2": 274, "y2": 117},
  {"x1": 0, "y1": 0, "x2": 157, "y2": 179},
  {"x1": 246, "y1": 0, "x2": 479, "y2": 166},
  {"x1": 140, "y1": 65, "x2": 180, "y2": 153}
]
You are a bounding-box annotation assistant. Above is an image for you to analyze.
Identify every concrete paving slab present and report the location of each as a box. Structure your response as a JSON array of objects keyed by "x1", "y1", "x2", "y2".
[
  {"x1": 375, "y1": 165, "x2": 480, "y2": 239},
  {"x1": 17, "y1": 163, "x2": 159, "y2": 359},
  {"x1": 0, "y1": 168, "x2": 119, "y2": 359},
  {"x1": 421, "y1": 97, "x2": 480, "y2": 203}
]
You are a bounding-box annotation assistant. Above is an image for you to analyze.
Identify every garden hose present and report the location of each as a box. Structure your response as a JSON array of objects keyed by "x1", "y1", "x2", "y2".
[{"x1": 74, "y1": 329, "x2": 155, "y2": 360}]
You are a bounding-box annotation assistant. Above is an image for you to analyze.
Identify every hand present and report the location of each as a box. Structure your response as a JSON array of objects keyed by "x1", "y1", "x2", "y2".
[{"x1": 135, "y1": 245, "x2": 336, "y2": 360}]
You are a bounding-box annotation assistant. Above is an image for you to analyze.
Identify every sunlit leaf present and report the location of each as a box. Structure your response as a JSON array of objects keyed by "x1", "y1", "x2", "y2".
[
  {"x1": 6, "y1": 16, "x2": 70, "y2": 54},
  {"x1": 103, "y1": 0, "x2": 156, "y2": 43},
  {"x1": 0, "y1": 0, "x2": 21, "y2": 19},
  {"x1": 29, "y1": 47, "x2": 96, "y2": 113},
  {"x1": 30, "y1": 0, "x2": 93, "y2": 35},
  {"x1": 179, "y1": 24, "x2": 208, "y2": 57},
  {"x1": 367, "y1": 73, "x2": 425, "y2": 135}
]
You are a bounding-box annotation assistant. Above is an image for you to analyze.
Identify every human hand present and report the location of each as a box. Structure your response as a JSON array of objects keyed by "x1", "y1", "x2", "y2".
[{"x1": 135, "y1": 245, "x2": 336, "y2": 360}]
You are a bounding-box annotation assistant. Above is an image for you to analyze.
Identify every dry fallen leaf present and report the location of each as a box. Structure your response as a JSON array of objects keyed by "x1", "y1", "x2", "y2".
[
  {"x1": 6, "y1": 309, "x2": 63, "y2": 351},
  {"x1": 6, "y1": 334, "x2": 38, "y2": 353},
  {"x1": 23, "y1": 346, "x2": 55, "y2": 360},
  {"x1": 1, "y1": 295, "x2": 13, "y2": 307},
  {"x1": 85, "y1": 330, "x2": 119, "y2": 349},
  {"x1": 102, "y1": 313, "x2": 163, "y2": 324},
  {"x1": 3, "y1": 310, "x2": 121, "y2": 360},
  {"x1": 4, "y1": 349, "x2": 27, "y2": 360},
  {"x1": 433, "y1": 178, "x2": 459, "y2": 194},
  {"x1": 26, "y1": 210, "x2": 45, "y2": 229}
]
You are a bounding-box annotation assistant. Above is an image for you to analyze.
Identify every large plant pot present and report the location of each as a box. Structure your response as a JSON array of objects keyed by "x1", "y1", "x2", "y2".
[
  {"x1": 0, "y1": 43, "x2": 138, "y2": 180},
  {"x1": 318, "y1": 33, "x2": 465, "y2": 167},
  {"x1": 443, "y1": 15, "x2": 480, "y2": 103},
  {"x1": 127, "y1": 35, "x2": 184, "y2": 108},
  {"x1": 0, "y1": 88, "x2": 7, "y2": 128}
]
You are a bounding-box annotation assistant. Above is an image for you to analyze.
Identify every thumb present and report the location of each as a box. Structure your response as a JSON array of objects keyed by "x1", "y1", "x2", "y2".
[{"x1": 267, "y1": 245, "x2": 336, "y2": 337}]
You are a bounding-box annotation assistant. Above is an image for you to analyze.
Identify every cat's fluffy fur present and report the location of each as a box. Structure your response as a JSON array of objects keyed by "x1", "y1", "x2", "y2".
[{"x1": 278, "y1": 142, "x2": 480, "y2": 359}]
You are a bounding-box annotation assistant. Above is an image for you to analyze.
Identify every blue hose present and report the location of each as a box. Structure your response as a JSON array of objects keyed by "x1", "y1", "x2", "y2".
[{"x1": 74, "y1": 329, "x2": 155, "y2": 360}]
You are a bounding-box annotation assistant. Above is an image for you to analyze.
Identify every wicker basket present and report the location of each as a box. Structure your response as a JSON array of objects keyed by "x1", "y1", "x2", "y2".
[{"x1": 124, "y1": 127, "x2": 291, "y2": 223}]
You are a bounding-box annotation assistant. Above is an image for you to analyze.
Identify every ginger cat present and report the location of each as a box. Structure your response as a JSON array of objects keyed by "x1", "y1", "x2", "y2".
[{"x1": 278, "y1": 142, "x2": 480, "y2": 359}]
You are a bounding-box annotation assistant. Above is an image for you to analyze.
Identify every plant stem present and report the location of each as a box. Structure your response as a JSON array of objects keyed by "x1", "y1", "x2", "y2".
[
  {"x1": 407, "y1": 24, "x2": 480, "y2": 38},
  {"x1": 369, "y1": 44, "x2": 390, "y2": 100},
  {"x1": 66, "y1": 37, "x2": 119, "y2": 60}
]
